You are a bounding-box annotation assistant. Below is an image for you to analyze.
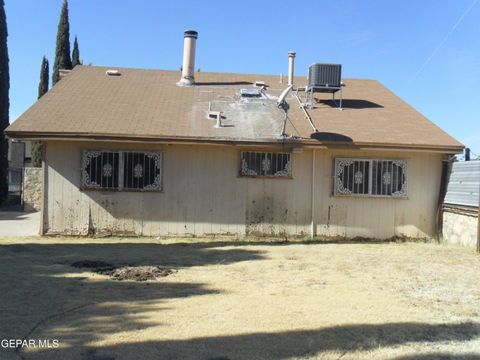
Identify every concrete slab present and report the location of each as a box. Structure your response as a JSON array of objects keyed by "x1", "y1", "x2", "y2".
[{"x1": 0, "y1": 211, "x2": 40, "y2": 236}]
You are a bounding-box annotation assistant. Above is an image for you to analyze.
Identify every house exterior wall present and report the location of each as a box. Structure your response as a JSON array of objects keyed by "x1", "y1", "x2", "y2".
[{"x1": 43, "y1": 140, "x2": 443, "y2": 239}]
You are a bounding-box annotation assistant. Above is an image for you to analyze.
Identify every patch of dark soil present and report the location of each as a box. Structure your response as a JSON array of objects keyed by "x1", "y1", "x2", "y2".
[
  {"x1": 97, "y1": 266, "x2": 175, "y2": 281},
  {"x1": 71, "y1": 260, "x2": 114, "y2": 270},
  {"x1": 71, "y1": 260, "x2": 175, "y2": 281}
]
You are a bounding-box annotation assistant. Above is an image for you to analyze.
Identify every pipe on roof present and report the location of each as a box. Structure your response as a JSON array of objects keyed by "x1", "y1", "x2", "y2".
[
  {"x1": 177, "y1": 30, "x2": 198, "y2": 86},
  {"x1": 288, "y1": 51, "x2": 296, "y2": 86}
]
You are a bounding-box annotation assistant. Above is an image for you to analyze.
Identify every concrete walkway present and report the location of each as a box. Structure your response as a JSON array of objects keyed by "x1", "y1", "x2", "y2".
[{"x1": 0, "y1": 211, "x2": 40, "y2": 236}]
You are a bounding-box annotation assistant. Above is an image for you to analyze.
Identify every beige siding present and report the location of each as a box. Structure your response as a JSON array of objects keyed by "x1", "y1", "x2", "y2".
[
  {"x1": 313, "y1": 149, "x2": 442, "y2": 239},
  {"x1": 44, "y1": 141, "x2": 442, "y2": 239}
]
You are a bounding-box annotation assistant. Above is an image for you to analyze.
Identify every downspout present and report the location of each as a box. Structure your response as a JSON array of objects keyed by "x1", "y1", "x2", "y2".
[
  {"x1": 435, "y1": 155, "x2": 452, "y2": 241},
  {"x1": 477, "y1": 177, "x2": 480, "y2": 253},
  {"x1": 311, "y1": 148, "x2": 316, "y2": 239},
  {"x1": 39, "y1": 142, "x2": 48, "y2": 235}
]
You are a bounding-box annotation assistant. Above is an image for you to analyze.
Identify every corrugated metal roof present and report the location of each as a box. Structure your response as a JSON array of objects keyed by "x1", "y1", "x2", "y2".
[{"x1": 444, "y1": 160, "x2": 480, "y2": 208}]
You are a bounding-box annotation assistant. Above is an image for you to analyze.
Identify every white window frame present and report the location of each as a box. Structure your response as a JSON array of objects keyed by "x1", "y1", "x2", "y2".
[
  {"x1": 81, "y1": 150, "x2": 163, "y2": 191},
  {"x1": 239, "y1": 151, "x2": 292, "y2": 178},
  {"x1": 334, "y1": 158, "x2": 408, "y2": 198}
]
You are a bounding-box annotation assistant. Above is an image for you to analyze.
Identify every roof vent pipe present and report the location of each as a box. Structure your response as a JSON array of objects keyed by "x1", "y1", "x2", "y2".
[
  {"x1": 288, "y1": 51, "x2": 296, "y2": 86},
  {"x1": 177, "y1": 30, "x2": 198, "y2": 86}
]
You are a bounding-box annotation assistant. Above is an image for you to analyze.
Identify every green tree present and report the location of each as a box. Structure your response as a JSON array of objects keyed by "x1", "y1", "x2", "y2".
[
  {"x1": 0, "y1": 0, "x2": 9, "y2": 203},
  {"x1": 72, "y1": 35, "x2": 81, "y2": 67},
  {"x1": 38, "y1": 56, "x2": 49, "y2": 98},
  {"x1": 52, "y1": 0, "x2": 72, "y2": 85},
  {"x1": 31, "y1": 57, "x2": 49, "y2": 168}
]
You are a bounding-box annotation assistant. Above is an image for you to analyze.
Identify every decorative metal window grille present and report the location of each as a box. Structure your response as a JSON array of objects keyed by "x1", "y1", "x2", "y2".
[
  {"x1": 240, "y1": 152, "x2": 291, "y2": 177},
  {"x1": 82, "y1": 150, "x2": 162, "y2": 191},
  {"x1": 82, "y1": 151, "x2": 120, "y2": 189},
  {"x1": 123, "y1": 152, "x2": 162, "y2": 190},
  {"x1": 334, "y1": 158, "x2": 407, "y2": 197}
]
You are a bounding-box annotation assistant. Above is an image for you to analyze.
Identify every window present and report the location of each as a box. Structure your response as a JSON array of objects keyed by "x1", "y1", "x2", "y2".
[
  {"x1": 334, "y1": 158, "x2": 407, "y2": 197},
  {"x1": 82, "y1": 151, "x2": 120, "y2": 189},
  {"x1": 82, "y1": 150, "x2": 162, "y2": 191},
  {"x1": 240, "y1": 151, "x2": 291, "y2": 177}
]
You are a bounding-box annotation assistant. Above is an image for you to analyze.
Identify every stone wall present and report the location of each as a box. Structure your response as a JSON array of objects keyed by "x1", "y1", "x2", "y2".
[
  {"x1": 23, "y1": 167, "x2": 43, "y2": 212},
  {"x1": 442, "y1": 207, "x2": 478, "y2": 247}
]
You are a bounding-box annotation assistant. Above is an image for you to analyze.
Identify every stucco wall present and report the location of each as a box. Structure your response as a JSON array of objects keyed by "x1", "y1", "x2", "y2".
[
  {"x1": 442, "y1": 208, "x2": 478, "y2": 247},
  {"x1": 43, "y1": 140, "x2": 443, "y2": 239},
  {"x1": 23, "y1": 167, "x2": 43, "y2": 212}
]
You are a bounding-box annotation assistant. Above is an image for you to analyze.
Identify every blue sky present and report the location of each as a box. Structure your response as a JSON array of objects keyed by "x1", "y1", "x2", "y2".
[{"x1": 5, "y1": 0, "x2": 480, "y2": 156}]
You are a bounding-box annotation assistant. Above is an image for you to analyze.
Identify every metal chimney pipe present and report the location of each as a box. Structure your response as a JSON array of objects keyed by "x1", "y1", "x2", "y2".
[
  {"x1": 178, "y1": 30, "x2": 198, "y2": 86},
  {"x1": 288, "y1": 51, "x2": 296, "y2": 86}
]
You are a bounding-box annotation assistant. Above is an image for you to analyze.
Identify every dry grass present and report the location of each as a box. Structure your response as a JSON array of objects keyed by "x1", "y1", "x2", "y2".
[{"x1": 0, "y1": 237, "x2": 479, "y2": 360}]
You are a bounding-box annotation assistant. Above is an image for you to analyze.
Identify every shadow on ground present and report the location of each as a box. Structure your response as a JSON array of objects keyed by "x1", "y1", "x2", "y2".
[
  {"x1": 391, "y1": 353, "x2": 480, "y2": 360},
  {"x1": 22, "y1": 322, "x2": 480, "y2": 360},
  {"x1": 0, "y1": 241, "x2": 265, "y2": 359},
  {"x1": 1, "y1": 241, "x2": 479, "y2": 360}
]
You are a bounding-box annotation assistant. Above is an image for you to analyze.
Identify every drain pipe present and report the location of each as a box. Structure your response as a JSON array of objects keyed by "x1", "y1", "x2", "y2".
[
  {"x1": 311, "y1": 149, "x2": 316, "y2": 239},
  {"x1": 477, "y1": 180, "x2": 480, "y2": 253},
  {"x1": 295, "y1": 93, "x2": 318, "y2": 132}
]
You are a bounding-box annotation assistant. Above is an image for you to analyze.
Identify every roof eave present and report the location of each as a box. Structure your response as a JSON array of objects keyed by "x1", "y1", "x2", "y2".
[{"x1": 5, "y1": 131, "x2": 464, "y2": 154}]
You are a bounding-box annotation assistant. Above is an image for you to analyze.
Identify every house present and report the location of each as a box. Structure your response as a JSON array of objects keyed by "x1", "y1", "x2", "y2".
[{"x1": 5, "y1": 30, "x2": 463, "y2": 239}]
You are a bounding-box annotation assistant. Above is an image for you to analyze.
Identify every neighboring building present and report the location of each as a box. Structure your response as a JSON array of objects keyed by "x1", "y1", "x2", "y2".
[
  {"x1": 442, "y1": 160, "x2": 479, "y2": 247},
  {"x1": 6, "y1": 139, "x2": 32, "y2": 194},
  {"x1": 5, "y1": 31, "x2": 463, "y2": 238}
]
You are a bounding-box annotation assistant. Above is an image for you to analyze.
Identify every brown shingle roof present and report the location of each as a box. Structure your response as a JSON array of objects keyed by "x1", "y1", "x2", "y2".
[{"x1": 6, "y1": 65, "x2": 463, "y2": 152}]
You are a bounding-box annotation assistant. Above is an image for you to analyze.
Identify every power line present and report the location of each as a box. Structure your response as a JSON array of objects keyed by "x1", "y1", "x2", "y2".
[{"x1": 410, "y1": 0, "x2": 479, "y2": 83}]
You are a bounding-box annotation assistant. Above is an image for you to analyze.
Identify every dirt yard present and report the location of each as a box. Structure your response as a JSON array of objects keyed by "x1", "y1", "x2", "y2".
[{"x1": 0, "y1": 237, "x2": 479, "y2": 360}]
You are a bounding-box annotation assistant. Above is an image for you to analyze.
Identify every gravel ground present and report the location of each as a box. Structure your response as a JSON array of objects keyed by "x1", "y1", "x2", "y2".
[{"x1": 0, "y1": 237, "x2": 479, "y2": 360}]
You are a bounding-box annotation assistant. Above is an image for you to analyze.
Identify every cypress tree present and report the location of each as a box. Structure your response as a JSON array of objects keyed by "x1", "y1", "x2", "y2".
[
  {"x1": 0, "y1": 0, "x2": 9, "y2": 203},
  {"x1": 72, "y1": 35, "x2": 81, "y2": 67},
  {"x1": 38, "y1": 56, "x2": 49, "y2": 98},
  {"x1": 52, "y1": 0, "x2": 72, "y2": 85},
  {"x1": 32, "y1": 57, "x2": 49, "y2": 168}
]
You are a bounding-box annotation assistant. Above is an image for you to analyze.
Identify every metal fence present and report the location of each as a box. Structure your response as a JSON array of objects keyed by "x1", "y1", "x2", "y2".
[
  {"x1": 8, "y1": 167, "x2": 23, "y2": 195},
  {"x1": 444, "y1": 160, "x2": 480, "y2": 208}
]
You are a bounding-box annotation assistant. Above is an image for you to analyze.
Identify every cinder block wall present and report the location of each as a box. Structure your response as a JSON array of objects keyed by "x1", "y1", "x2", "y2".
[{"x1": 23, "y1": 167, "x2": 43, "y2": 212}]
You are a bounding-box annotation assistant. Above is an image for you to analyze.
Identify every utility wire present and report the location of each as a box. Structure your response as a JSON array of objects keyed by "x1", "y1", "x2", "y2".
[{"x1": 410, "y1": 0, "x2": 478, "y2": 82}]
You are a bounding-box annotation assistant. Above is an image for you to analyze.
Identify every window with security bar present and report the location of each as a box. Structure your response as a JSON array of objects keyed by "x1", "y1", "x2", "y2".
[
  {"x1": 82, "y1": 150, "x2": 162, "y2": 191},
  {"x1": 240, "y1": 151, "x2": 291, "y2": 177},
  {"x1": 334, "y1": 158, "x2": 407, "y2": 197}
]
